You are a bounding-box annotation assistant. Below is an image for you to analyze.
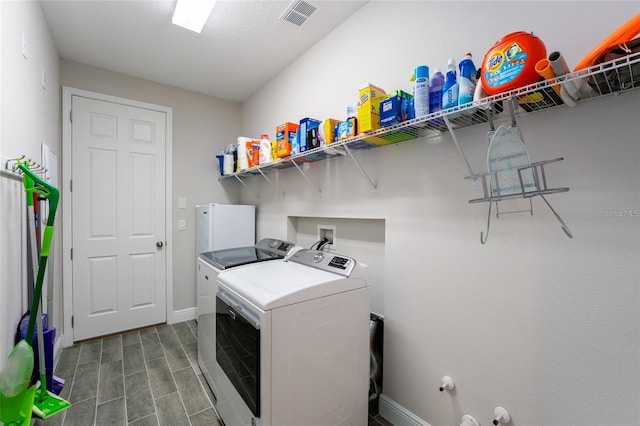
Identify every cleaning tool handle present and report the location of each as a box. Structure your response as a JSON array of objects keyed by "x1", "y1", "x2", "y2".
[
  {"x1": 25, "y1": 238, "x2": 51, "y2": 343},
  {"x1": 17, "y1": 161, "x2": 59, "y2": 343},
  {"x1": 41, "y1": 226, "x2": 54, "y2": 257},
  {"x1": 17, "y1": 161, "x2": 59, "y2": 226},
  {"x1": 24, "y1": 174, "x2": 35, "y2": 207}
]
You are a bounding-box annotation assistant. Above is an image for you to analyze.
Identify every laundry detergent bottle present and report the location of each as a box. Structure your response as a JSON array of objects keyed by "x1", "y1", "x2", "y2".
[
  {"x1": 223, "y1": 144, "x2": 234, "y2": 175},
  {"x1": 259, "y1": 134, "x2": 272, "y2": 164},
  {"x1": 458, "y1": 53, "x2": 477, "y2": 107},
  {"x1": 442, "y1": 58, "x2": 459, "y2": 110},
  {"x1": 429, "y1": 68, "x2": 445, "y2": 115}
]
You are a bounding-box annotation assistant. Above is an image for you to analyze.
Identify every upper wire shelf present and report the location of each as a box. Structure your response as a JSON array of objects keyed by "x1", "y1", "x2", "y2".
[{"x1": 220, "y1": 50, "x2": 640, "y2": 180}]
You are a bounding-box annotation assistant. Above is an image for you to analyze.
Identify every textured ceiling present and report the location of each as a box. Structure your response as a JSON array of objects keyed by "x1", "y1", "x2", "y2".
[{"x1": 40, "y1": 0, "x2": 368, "y2": 102}]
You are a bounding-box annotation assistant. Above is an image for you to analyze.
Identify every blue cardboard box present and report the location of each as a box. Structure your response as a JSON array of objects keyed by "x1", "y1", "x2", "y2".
[
  {"x1": 299, "y1": 118, "x2": 321, "y2": 152},
  {"x1": 380, "y1": 91, "x2": 412, "y2": 127}
]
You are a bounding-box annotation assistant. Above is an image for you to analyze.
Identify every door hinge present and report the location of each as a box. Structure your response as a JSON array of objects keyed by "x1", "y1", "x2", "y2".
[
  {"x1": 71, "y1": 316, "x2": 74, "y2": 328},
  {"x1": 70, "y1": 180, "x2": 72, "y2": 192},
  {"x1": 70, "y1": 248, "x2": 73, "y2": 260},
  {"x1": 70, "y1": 109, "x2": 73, "y2": 123}
]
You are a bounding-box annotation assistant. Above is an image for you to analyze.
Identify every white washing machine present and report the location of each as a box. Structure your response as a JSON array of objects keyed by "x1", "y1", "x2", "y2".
[
  {"x1": 214, "y1": 248, "x2": 370, "y2": 426},
  {"x1": 197, "y1": 238, "x2": 298, "y2": 398}
]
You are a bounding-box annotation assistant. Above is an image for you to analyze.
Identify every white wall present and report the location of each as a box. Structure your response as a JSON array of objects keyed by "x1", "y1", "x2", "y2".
[
  {"x1": 240, "y1": 2, "x2": 640, "y2": 425},
  {"x1": 0, "y1": 0, "x2": 60, "y2": 368},
  {"x1": 60, "y1": 60, "x2": 243, "y2": 312},
  {"x1": 287, "y1": 216, "x2": 386, "y2": 314}
]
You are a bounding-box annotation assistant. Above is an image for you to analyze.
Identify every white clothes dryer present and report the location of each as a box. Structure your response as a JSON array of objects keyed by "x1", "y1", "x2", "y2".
[{"x1": 214, "y1": 249, "x2": 370, "y2": 426}]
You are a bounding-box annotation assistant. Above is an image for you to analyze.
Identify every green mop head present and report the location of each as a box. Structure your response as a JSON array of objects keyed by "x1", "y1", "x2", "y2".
[{"x1": 31, "y1": 387, "x2": 71, "y2": 419}]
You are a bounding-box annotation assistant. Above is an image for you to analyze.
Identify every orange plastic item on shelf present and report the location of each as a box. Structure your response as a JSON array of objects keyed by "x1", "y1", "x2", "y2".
[
  {"x1": 574, "y1": 13, "x2": 640, "y2": 71},
  {"x1": 535, "y1": 58, "x2": 560, "y2": 95}
]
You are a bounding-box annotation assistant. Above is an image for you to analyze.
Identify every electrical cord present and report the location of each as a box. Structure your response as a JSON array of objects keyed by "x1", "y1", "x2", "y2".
[
  {"x1": 310, "y1": 237, "x2": 329, "y2": 250},
  {"x1": 310, "y1": 239, "x2": 323, "y2": 250},
  {"x1": 316, "y1": 238, "x2": 330, "y2": 251}
]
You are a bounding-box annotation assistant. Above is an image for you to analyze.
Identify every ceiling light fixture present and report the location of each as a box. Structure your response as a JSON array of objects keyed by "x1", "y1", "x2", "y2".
[{"x1": 172, "y1": 0, "x2": 217, "y2": 34}]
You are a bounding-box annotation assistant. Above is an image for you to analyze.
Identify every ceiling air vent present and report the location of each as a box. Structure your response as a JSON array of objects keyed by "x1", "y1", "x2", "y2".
[{"x1": 280, "y1": 0, "x2": 317, "y2": 27}]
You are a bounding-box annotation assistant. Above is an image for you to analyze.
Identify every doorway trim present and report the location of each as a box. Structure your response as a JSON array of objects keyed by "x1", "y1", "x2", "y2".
[{"x1": 62, "y1": 86, "x2": 173, "y2": 347}]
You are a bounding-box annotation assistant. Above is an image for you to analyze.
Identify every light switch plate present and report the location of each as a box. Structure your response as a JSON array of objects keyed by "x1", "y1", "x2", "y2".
[{"x1": 178, "y1": 197, "x2": 186, "y2": 209}]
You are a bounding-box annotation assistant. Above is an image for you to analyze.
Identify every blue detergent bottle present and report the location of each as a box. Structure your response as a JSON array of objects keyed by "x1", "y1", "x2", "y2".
[
  {"x1": 458, "y1": 52, "x2": 477, "y2": 107},
  {"x1": 442, "y1": 58, "x2": 459, "y2": 110}
]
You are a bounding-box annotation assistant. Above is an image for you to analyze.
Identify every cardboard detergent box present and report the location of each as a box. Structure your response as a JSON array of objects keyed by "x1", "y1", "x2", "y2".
[
  {"x1": 357, "y1": 84, "x2": 387, "y2": 133},
  {"x1": 298, "y1": 117, "x2": 321, "y2": 152},
  {"x1": 276, "y1": 122, "x2": 299, "y2": 158},
  {"x1": 380, "y1": 90, "x2": 413, "y2": 127},
  {"x1": 335, "y1": 117, "x2": 357, "y2": 141},
  {"x1": 319, "y1": 118, "x2": 340, "y2": 145}
]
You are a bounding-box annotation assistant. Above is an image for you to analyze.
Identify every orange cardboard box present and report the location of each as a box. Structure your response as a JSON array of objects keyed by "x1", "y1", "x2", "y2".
[{"x1": 276, "y1": 122, "x2": 299, "y2": 158}]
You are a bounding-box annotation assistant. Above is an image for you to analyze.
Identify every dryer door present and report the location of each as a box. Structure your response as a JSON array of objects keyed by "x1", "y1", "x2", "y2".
[{"x1": 216, "y1": 290, "x2": 261, "y2": 417}]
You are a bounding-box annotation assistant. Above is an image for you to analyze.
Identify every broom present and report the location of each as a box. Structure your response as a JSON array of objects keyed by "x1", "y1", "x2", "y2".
[{"x1": 17, "y1": 161, "x2": 71, "y2": 419}]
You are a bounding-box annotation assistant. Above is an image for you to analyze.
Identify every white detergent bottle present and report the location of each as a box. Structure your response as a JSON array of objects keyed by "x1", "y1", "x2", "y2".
[
  {"x1": 236, "y1": 137, "x2": 250, "y2": 171},
  {"x1": 259, "y1": 134, "x2": 272, "y2": 164},
  {"x1": 458, "y1": 52, "x2": 477, "y2": 110},
  {"x1": 223, "y1": 144, "x2": 234, "y2": 175},
  {"x1": 413, "y1": 65, "x2": 430, "y2": 118}
]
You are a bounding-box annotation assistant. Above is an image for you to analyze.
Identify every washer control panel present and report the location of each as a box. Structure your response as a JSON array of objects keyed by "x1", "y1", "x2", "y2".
[
  {"x1": 255, "y1": 238, "x2": 296, "y2": 257},
  {"x1": 288, "y1": 249, "x2": 355, "y2": 276}
]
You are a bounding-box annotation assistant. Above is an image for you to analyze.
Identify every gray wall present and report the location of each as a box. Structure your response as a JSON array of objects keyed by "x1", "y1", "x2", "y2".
[
  {"x1": 2, "y1": 1, "x2": 639, "y2": 424},
  {"x1": 240, "y1": 2, "x2": 640, "y2": 425},
  {"x1": 60, "y1": 60, "x2": 243, "y2": 313},
  {"x1": 0, "y1": 0, "x2": 61, "y2": 367}
]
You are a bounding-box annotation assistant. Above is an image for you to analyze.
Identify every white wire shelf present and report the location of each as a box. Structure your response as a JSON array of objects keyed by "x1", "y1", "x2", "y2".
[{"x1": 220, "y1": 50, "x2": 640, "y2": 181}]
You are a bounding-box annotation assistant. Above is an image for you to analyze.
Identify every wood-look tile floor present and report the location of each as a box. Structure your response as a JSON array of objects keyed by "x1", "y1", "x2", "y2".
[
  {"x1": 32, "y1": 320, "x2": 392, "y2": 426},
  {"x1": 33, "y1": 320, "x2": 219, "y2": 426}
]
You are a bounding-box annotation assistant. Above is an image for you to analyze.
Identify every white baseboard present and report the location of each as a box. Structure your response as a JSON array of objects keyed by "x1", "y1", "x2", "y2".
[
  {"x1": 170, "y1": 307, "x2": 196, "y2": 324},
  {"x1": 379, "y1": 393, "x2": 431, "y2": 426}
]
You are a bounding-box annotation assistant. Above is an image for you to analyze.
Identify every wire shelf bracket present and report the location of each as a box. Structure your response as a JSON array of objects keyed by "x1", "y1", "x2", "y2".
[
  {"x1": 232, "y1": 173, "x2": 260, "y2": 199},
  {"x1": 344, "y1": 145, "x2": 377, "y2": 193},
  {"x1": 291, "y1": 159, "x2": 322, "y2": 195}
]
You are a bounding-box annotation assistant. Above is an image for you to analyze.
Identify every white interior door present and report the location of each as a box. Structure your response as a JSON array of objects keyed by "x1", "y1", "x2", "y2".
[{"x1": 71, "y1": 95, "x2": 166, "y2": 341}]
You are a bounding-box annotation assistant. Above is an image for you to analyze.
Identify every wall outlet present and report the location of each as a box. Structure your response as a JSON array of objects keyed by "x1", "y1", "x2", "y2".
[
  {"x1": 317, "y1": 225, "x2": 336, "y2": 250},
  {"x1": 178, "y1": 219, "x2": 186, "y2": 230},
  {"x1": 471, "y1": 179, "x2": 478, "y2": 190}
]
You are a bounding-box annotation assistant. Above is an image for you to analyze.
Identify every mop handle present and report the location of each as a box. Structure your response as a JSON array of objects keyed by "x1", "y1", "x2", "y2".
[
  {"x1": 17, "y1": 162, "x2": 59, "y2": 251},
  {"x1": 17, "y1": 162, "x2": 59, "y2": 344}
]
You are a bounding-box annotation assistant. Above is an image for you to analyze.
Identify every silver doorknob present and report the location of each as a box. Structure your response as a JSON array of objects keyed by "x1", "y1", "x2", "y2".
[{"x1": 156, "y1": 241, "x2": 164, "y2": 248}]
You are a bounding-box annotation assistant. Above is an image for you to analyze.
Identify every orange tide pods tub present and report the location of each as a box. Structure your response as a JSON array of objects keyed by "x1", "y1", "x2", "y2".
[{"x1": 481, "y1": 31, "x2": 547, "y2": 96}]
